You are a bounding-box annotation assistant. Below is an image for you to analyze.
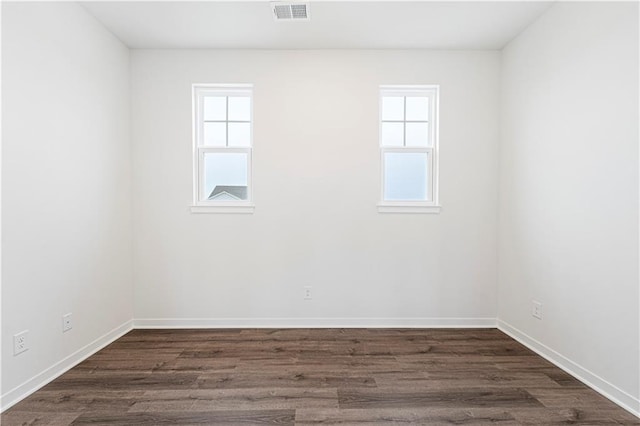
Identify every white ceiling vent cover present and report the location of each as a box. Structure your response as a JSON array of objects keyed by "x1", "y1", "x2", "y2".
[{"x1": 271, "y1": 2, "x2": 310, "y2": 21}]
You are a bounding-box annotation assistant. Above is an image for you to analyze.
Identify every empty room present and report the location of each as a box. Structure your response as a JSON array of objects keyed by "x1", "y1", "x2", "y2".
[{"x1": 1, "y1": 0, "x2": 639, "y2": 424}]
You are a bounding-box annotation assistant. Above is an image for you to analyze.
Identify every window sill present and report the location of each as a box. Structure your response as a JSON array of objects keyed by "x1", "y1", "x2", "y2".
[
  {"x1": 190, "y1": 204, "x2": 255, "y2": 214},
  {"x1": 377, "y1": 204, "x2": 441, "y2": 214}
]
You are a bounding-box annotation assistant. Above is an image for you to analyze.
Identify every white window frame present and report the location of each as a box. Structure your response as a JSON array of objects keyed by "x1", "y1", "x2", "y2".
[
  {"x1": 191, "y1": 84, "x2": 254, "y2": 214},
  {"x1": 378, "y1": 85, "x2": 440, "y2": 214}
]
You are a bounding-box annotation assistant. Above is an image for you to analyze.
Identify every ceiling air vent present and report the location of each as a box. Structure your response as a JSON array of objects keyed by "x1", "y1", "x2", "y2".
[{"x1": 271, "y1": 2, "x2": 310, "y2": 21}]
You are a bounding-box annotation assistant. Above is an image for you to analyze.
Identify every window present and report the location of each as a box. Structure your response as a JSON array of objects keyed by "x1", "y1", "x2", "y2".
[
  {"x1": 192, "y1": 84, "x2": 254, "y2": 213},
  {"x1": 379, "y1": 86, "x2": 440, "y2": 213}
]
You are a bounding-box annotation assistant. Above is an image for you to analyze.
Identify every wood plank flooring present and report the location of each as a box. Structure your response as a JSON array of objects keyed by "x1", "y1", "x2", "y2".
[{"x1": 2, "y1": 329, "x2": 638, "y2": 425}]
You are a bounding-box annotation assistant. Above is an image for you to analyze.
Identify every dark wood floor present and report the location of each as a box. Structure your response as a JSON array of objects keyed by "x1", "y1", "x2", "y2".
[{"x1": 2, "y1": 329, "x2": 638, "y2": 425}]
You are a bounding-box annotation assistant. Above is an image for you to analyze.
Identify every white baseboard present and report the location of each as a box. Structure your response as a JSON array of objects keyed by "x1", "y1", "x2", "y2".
[
  {"x1": 133, "y1": 317, "x2": 498, "y2": 329},
  {"x1": 0, "y1": 320, "x2": 133, "y2": 413},
  {"x1": 497, "y1": 320, "x2": 640, "y2": 418}
]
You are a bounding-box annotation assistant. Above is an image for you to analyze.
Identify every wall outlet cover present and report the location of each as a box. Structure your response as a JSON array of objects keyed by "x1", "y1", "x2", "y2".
[
  {"x1": 63, "y1": 313, "x2": 73, "y2": 332},
  {"x1": 532, "y1": 300, "x2": 543, "y2": 320},
  {"x1": 14, "y1": 330, "x2": 29, "y2": 355}
]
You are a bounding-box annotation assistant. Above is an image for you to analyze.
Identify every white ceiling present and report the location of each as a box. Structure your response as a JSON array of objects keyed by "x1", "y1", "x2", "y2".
[{"x1": 81, "y1": 1, "x2": 553, "y2": 50}]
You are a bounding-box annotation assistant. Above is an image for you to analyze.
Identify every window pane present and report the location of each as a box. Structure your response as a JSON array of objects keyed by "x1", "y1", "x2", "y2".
[
  {"x1": 384, "y1": 152, "x2": 429, "y2": 201},
  {"x1": 382, "y1": 96, "x2": 404, "y2": 121},
  {"x1": 203, "y1": 152, "x2": 248, "y2": 201},
  {"x1": 405, "y1": 122, "x2": 429, "y2": 147},
  {"x1": 381, "y1": 122, "x2": 403, "y2": 147},
  {"x1": 204, "y1": 96, "x2": 226, "y2": 121},
  {"x1": 228, "y1": 123, "x2": 251, "y2": 147},
  {"x1": 203, "y1": 122, "x2": 226, "y2": 146},
  {"x1": 228, "y1": 97, "x2": 251, "y2": 121},
  {"x1": 405, "y1": 97, "x2": 429, "y2": 121}
]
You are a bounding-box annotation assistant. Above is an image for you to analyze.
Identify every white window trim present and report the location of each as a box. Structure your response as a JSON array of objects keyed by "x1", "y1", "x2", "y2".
[
  {"x1": 378, "y1": 85, "x2": 441, "y2": 214},
  {"x1": 191, "y1": 84, "x2": 255, "y2": 214}
]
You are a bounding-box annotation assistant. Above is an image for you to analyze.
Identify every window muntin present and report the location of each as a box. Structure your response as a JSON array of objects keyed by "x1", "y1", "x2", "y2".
[
  {"x1": 193, "y1": 85, "x2": 253, "y2": 208},
  {"x1": 380, "y1": 86, "x2": 439, "y2": 209}
]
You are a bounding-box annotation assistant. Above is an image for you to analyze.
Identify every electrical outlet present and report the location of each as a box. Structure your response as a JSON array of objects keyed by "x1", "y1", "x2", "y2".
[
  {"x1": 14, "y1": 330, "x2": 29, "y2": 355},
  {"x1": 532, "y1": 300, "x2": 542, "y2": 320},
  {"x1": 63, "y1": 313, "x2": 73, "y2": 332},
  {"x1": 304, "y1": 286, "x2": 312, "y2": 300}
]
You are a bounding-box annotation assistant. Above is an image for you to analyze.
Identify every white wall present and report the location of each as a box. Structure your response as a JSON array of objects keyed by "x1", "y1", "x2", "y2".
[
  {"x1": 1, "y1": 2, "x2": 132, "y2": 405},
  {"x1": 499, "y1": 1, "x2": 639, "y2": 413},
  {"x1": 131, "y1": 50, "x2": 500, "y2": 325}
]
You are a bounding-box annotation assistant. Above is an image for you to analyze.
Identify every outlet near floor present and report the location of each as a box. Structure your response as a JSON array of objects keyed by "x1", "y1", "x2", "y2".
[
  {"x1": 63, "y1": 313, "x2": 73, "y2": 332},
  {"x1": 304, "y1": 286, "x2": 312, "y2": 300},
  {"x1": 14, "y1": 330, "x2": 29, "y2": 355},
  {"x1": 532, "y1": 300, "x2": 543, "y2": 320}
]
